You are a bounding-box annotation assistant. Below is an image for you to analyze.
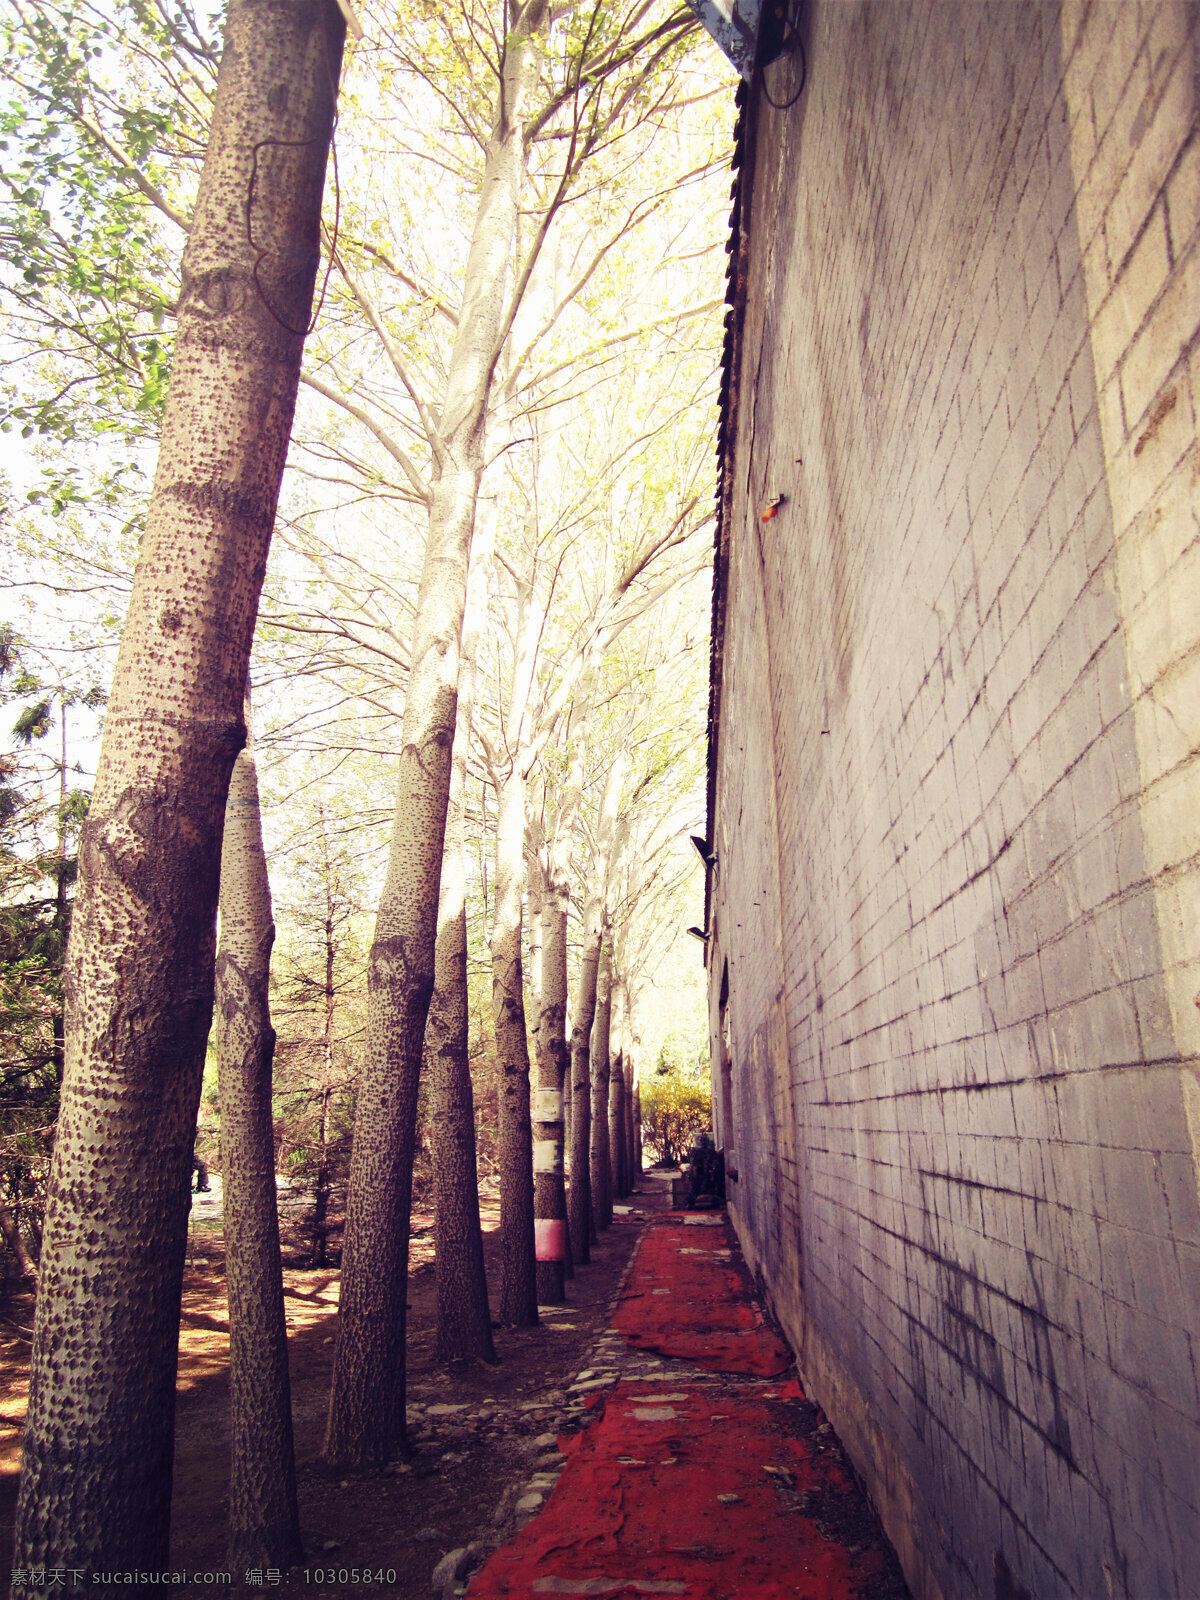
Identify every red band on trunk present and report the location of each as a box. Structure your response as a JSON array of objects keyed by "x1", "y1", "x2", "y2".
[{"x1": 534, "y1": 1218, "x2": 567, "y2": 1261}]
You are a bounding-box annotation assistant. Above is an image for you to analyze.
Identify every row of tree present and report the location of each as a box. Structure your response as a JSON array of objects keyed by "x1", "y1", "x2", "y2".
[{"x1": 1, "y1": 0, "x2": 728, "y2": 1588}]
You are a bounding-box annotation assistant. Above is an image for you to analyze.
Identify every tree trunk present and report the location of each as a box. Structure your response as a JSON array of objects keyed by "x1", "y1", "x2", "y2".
[
  {"x1": 215, "y1": 707, "x2": 302, "y2": 1574},
  {"x1": 590, "y1": 938, "x2": 613, "y2": 1234},
  {"x1": 325, "y1": 2, "x2": 548, "y2": 1468},
  {"x1": 14, "y1": 3, "x2": 342, "y2": 1579},
  {"x1": 567, "y1": 919, "x2": 599, "y2": 1261},
  {"x1": 427, "y1": 508, "x2": 495, "y2": 1366},
  {"x1": 493, "y1": 767, "x2": 537, "y2": 1327},
  {"x1": 0, "y1": 1202, "x2": 35, "y2": 1284},
  {"x1": 428, "y1": 804, "x2": 496, "y2": 1361},
  {"x1": 562, "y1": 1014, "x2": 573, "y2": 1170},
  {"x1": 609, "y1": 974, "x2": 627, "y2": 1199},
  {"x1": 624, "y1": 1043, "x2": 637, "y2": 1191},
  {"x1": 428, "y1": 806, "x2": 495, "y2": 1358},
  {"x1": 534, "y1": 879, "x2": 569, "y2": 1303},
  {"x1": 566, "y1": 747, "x2": 625, "y2": 1260},
  {"x1": 527, "y1": 862, "x2": 543, "y2": 1041},
  {"x1": 534, "y1": 700, "x2": 586, "y2": 1298},
  {"x1": 633, "y1": 1084, "x2": 643, "y2": 1179},
  {"x1": 609, "y1": 1051, "x2": 626, "y2": 1202},
  {"x1": 312, "y1": 813, "x2": 338, "y2": 1271},
  {"x1": 312, "y1": 1082, "x2": 331, "y2": 1270}
]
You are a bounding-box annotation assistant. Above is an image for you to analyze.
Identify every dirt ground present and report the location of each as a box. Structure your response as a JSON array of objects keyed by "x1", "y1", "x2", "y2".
[{"x1": 0, "y1": 1181, "x2": 661, "y2": 1599}]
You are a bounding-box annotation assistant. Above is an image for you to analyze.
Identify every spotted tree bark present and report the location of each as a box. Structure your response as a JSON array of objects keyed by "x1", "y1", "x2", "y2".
[
  {"x1": 609, "y1": 973, "x2": 629, "y2": 1200},
  {"x1": 633, "y1": 1084, "x2": 644, "y2": 1178},
  {"x1": 215, "y1": 703, "x2": 301, "y2": 1573},
  {"x1": 527, "y1": 862, "x2": 544, "y2": 1030},
  {"x1": 567, "y1": 914, "x2": 599, "y2": 1263},
  {"x1": 615, "y1": 975, "x2": 637, "y2": 1197},
  {"x1": 493, "y1": 765, "x2": 537, "y2": 1327},
  {"x1": 534, "y1": 884, "x2": 570, "y2": 1302},
  {"x1": 590, "y1": 938, "x2": 614, "y2": 1233},
  {"x1": 428, "y1": 773, "x2": 496, "y2": 1361},
  {"x1": 427, "y1": 509, "x2": 495, "y2": 1366},
  {"x1": 13, "y1": 2, "x2": 342, "y2": 1582},
  {"x1": 609, "y1": 1045, "x2": 627, "y2": 1200},
  {"x1": 325, "y1": 2, "x2": 549, "y2": 1465},
  {"x1": 488, "y1": 527, "x2": 549, "y2": 1323},
  {"x1": 534, "y1": 708, "x2": 586, "y2": 1301},
  {"x1": 566, "y1": 749, "x2": 625, "y2": 1260},
  {"x1": 624, "y1": 1042, "x2": 638, "y2": 1193}
]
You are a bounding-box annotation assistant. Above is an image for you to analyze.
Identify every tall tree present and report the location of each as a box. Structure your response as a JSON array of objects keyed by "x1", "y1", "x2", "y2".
[
  {"x1": 12, "y1": 0, "x2": 344, "y2": 1579},
  {"x1": 533, "y1": 700, "x2": 588, "y2": 1300},
  {"x1": 268, "y1": 794, "x2": 368, "y2": 1270},
  {"x1": 307, "y1": 813, "x2": 354, "y2": 1270},
  {"x1": 487, "y1": 545, "x2": 542, "y2": 1326},
  {"x1": 481, "y1": 521, "x2": 612, "y2": 1320},
  {"x1": 482, "y1": 506, "x2": 699, "y2": 1309},
  {"x1": 425, "y1": 485, "x2": 496, "y2": 1365},
  {"x1": 590, "y1": 929, "x2": 614, "y2": 1232},
  {"x1": 215, "y1": 692, "x2": 301, "y2": 1573},
  {"x1": 567, "y1": 742, "x2": 626, "y2": 1257},
  {"x1": 477, "y1": 392, "x2": 710, "y2": 1304},
  {"x1": 609, "y1": 969, "x2": 630, "y2": 1199},
  {"x1": 326, "y1": 0, "x2": 712, "y2": 1455},
  {"x1": 632, "y1": 1083, "x2": 643, "y2": 1179},
  {"x1": 0, "y1": 635, "x2": 92, "y2": 1280},
  {"x1": 490, "y1": 723, "x2": 539, "y2": 1326},
  {"x1": 325, "y1": 0, "x2": 552, "y2": 1465},
  {"x1": 1, "y1": 651, "x2": 104, "y2": 1091}
]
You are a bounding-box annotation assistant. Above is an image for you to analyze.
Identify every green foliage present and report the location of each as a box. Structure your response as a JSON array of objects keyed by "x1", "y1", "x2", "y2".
[
  {"x1": 193, "y1": 1038, "x2": 220, "y2": 1177},
  {"x1": 0, "y1": 629, "x2": 101, "y2": 1271},
  {"x1": 0, "y1": 0, "x2": 734, "y2": 1274},
  {"x1": 269, "y1": 800, "x2": 370, "y2": 1265},
  {"x1": 11, "y1": 697, "x2": 53, "y2": 746},
  {"x1": 0, "y1": 0, "x2": 214, "y2": 449},
  {"x1": 0, "y1": 636, "x2": 92, "y2": 1016},
  {"x1": 653, "y1": 1021, "x2": 709, "y2": 1079},
  {"x1": 639, "y1": 1065, "x2": 710, "y2": 1168}
]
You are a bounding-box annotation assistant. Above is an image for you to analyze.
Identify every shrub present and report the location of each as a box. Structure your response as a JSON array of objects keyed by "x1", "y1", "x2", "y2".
[{"x1": 640, "y1": 1069, "x2": 711, "y2": 1167}]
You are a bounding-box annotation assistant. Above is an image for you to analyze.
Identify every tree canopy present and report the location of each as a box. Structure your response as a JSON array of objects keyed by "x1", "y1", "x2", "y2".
[{"x1": 0, "y1": 0, "x2": 736, "y2": 1570}]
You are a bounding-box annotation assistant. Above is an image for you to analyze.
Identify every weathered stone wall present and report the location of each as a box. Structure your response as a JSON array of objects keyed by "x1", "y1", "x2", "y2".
[{"x1": 708, "y1": 4, "x2": 1200, "y2": 1597}]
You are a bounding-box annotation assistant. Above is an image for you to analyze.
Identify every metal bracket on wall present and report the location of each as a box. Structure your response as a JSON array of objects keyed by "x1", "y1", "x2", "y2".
[
  {"x1": 683, "y1": 0, "x2": 795, "y2": 90},
  {"x1": 684, "y1": 0, "x2": 762, "y2": 82}
]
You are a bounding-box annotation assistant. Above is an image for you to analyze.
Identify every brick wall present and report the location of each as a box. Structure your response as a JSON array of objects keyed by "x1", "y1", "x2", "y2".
[{"x1": 709, "y1": 4, "x2": 1200, "y2": 1597}]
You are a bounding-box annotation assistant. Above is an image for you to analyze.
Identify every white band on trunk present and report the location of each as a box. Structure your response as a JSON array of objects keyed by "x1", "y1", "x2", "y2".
[
  {"x1": 534, "y1": 1088, "x2": 563, "y2": 1121},
  {"x1": 533, "y1": 1139, "x2": 558, "y2": 1173}
]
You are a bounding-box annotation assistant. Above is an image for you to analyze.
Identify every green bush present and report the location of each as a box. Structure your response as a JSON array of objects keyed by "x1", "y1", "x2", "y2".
[{"x1": 640, "y1": 1070, "x2": 711, "y2": 1167}]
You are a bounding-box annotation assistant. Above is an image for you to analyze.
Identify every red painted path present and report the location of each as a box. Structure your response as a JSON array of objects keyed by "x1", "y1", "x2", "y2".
[{"x1": 467, "y1": 1212, "x2": 908, "y2": 1600}]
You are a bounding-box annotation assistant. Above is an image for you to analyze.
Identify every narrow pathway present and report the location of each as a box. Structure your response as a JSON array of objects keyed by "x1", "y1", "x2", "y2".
[{"x1": 463, "y1": 1199, "x2": 910, "y2": 1600}]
